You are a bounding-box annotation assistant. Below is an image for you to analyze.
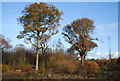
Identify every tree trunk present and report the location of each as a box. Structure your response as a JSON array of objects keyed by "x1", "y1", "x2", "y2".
[
  {"x1": 35, "y1": 36, "x2": 40, "y2": 72},
  {"x1": 35, "y1": 50, "x2": 39, "y2": 72},
  {"x1": 81, "y1": 55, "x2": 85, "y2": 66},
  {"x1": 23, "y1": 52, "x2": 26, "y2": 64},
  {"x1": 40, "y1": 53, "x2": 45, "y2": 74}
]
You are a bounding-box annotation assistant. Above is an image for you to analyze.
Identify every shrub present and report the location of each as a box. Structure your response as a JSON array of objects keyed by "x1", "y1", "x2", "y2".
[
  {"x1": 45, "y1": 54, "x2": 57, "y2": 69},
  {"x1": 96, "y1": 59, "x2": 109, "y2": 71},
  {"x1": 24, "y1": 64, "x2": 33, "y2": 72},
  {"x1": 38, "y1": 62, "x2": 45, "y2": 73},
  {"x1": 53, "y1": 59, "x2": 76, "y2": 73},
  {"x1": 74, "y1": 60, "x2": 80, "y2": 70},
  {"x1": 86, "y1": 61, "x2": 100, "y2": 73},
  {"x1": 85, "y1": 61, "x2": 100, "y2": 78},
  {"x1": 12, "y1": 64, "x2": 33, "y2": 72},
  {"x1": 74, "y1": 60, "x2": 100, "y2": 78},
  {"x1": 2, "y1": 64, "x2": 9, "y2": 73}
]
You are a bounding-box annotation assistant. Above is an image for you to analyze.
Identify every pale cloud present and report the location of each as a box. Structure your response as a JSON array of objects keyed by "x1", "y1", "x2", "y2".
[
  {"x1": 96, "y1": 23, "x2": 118, "y2": 32},
  {"x1": 87, "y1": 51, "x2": 119, "y2": 59},
  {"x1": 106, "y1": 23, "x2": 118, "y2": 29},
  {"x1": 95, "y1": 23, "x2": 118, "y2": 37},
  {"x1": 89, "y1": 52, "x2": 108, "y2": 59},
  {"x1": 112, "y1": 51, "x2": 120, "y2": 58}
]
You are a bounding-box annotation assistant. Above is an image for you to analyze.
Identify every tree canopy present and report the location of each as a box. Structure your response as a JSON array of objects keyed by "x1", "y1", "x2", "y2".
[
  {"x1": 17, "y1": 2, "x2": 63, "y2": 72},
  {"x1": 0, "y1": 34, "x2": 12, "y2": 52},
  {"x1": 62, "y1": 18, "x2": 98, "y2": 66},
  {"x1": 17, "y1": 2, "x2": 63, "y2": 48}
]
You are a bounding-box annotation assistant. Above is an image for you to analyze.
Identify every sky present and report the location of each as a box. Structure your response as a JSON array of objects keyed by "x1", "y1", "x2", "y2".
[
  {"x1": 1, "y1": 0, "x2": 119, "y2": 2},
  {"x1": 1, "y1": 2, "x2": 119, "y2": 59}
]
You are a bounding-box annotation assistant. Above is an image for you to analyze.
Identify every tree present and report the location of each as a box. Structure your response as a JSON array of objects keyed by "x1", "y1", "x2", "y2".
[
  {"x1": 17, "y1": 2, "x2": 63, "y2": 72},
  {"x1": 62, "y1": 18, "x2": 98, "y2": 66},
  {"x1": 0, "y1": 34, "x2": 12, "y2": 52},
  {"x1": 0, "y1": 34, "x2": 12, "y2": 65},
  {"x1": 56, "y1": 38, "x2": 64, "y2": 53},
  {"x1": 116, "y1": 57, "x2": 120, "y2": 79},
  {"x1": 15, "y1": 44, "x2": 26, "y2": 65}
]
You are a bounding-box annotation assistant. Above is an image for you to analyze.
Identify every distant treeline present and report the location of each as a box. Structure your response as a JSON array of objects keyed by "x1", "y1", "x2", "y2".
[{"x1": 2, "y1": 45, "x2": 120, "y2": 79}]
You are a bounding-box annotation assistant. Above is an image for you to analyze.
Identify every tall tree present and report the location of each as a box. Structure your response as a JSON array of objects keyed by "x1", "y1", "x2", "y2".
[
  {"x1": 62, "y1": 18, "x2": 98, "y2": 66},
  {"x1": 17, "y1": 2, "x2": 63, "y2": 72}
]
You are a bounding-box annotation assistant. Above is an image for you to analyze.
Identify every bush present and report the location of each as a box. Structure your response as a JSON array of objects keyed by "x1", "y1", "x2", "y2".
[
  {"x1": 12, "y1": 64, "x2": 33, "y2": 72},
  {"x1": 2, "y1": 64, "x2": 10, "y2": 73},
  {"x1": 38, "y1": 62, "x2": 45, "y2": 73},
  {"x1": 74, "y1": 60, "x2": 100, "y2": 78},
  {"x1": 86, "y1": 61, "x2": 100, "y2": 73},
  {"x1": 96, "y1": 59, "x2": 109, "y2": 71},
  {"x1": 85, "y1": 61, "x2": 100, "y2": 78},
  {"x1": 74, "y1": 60, "x2": 81, "y2": 73},
  {"x1": 24, "y1": 64, "x2": 33, "y2": 72},
  {"x1": 53, "y1": 59, "x2": 76, "y2": 73}
]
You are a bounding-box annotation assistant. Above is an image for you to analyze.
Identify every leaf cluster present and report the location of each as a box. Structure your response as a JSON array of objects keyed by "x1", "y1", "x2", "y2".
[
  {"x1": 17, "y1": 2, "x2": 63, "y2": 49},
  {"x1": 0, "y1": 34, "x2": 12, "y2": 51},
  {"x1": 62, "y1": 18, "x2": 98, "y2": 56}
]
